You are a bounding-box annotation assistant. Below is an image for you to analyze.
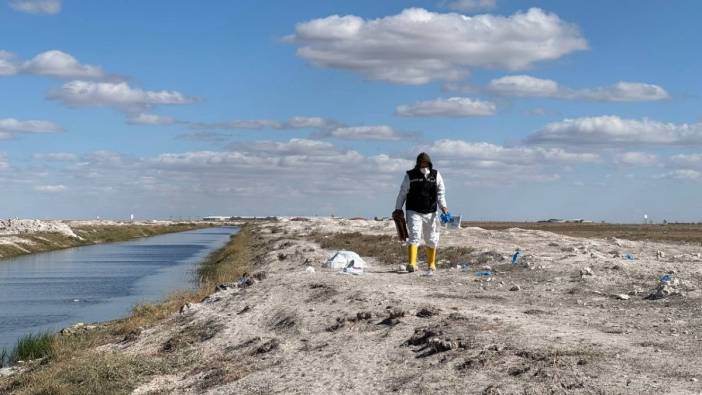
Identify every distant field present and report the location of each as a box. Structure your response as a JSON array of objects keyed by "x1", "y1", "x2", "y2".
[{"x1": 463, "y1": 222, "x2": 702, "y2": 244}]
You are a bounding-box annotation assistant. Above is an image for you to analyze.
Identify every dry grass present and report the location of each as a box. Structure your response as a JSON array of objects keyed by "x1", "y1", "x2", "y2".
[
  {"x1": 311, "y1": 231, "x2": 474, "y2": 267},
  {"x1": 465, "y1": 222, "x2": 702, "y2": 244},
  {"x1": 0, "y1": 225, "x2": 253, "y2": 395}
]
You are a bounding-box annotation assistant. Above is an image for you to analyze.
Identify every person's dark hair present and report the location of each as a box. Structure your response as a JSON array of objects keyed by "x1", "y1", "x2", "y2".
[{"x1": 415, "y1": 152, "x2": 433, "y2": 169}]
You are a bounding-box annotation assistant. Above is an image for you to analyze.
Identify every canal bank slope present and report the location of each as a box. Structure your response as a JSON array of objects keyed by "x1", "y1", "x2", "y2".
[
  {"x1": 0, "y1": 219, "x2": 217, "y2": 260},
  {"x1": 2, "y1": 219, "x2": 702, "y2": 394}
]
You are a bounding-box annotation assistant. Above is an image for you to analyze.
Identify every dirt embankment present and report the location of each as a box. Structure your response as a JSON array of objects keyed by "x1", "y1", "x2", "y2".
[
  {"x1": 3, "y1": 219, "x2": 702, "y2": 394},
  {"x1": 0, "y1": 219, "x2": 213, "y2": 260}
]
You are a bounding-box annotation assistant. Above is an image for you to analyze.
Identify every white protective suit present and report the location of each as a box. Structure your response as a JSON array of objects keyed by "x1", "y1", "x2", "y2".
[{"x1": 395, "y1": 171, "x2": 447, "y2": 248}]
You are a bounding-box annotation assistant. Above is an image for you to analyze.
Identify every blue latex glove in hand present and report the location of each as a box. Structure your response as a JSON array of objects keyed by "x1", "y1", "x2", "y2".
[{"x1": 440, "y1": 212, "x2": 452, "y2": 224}]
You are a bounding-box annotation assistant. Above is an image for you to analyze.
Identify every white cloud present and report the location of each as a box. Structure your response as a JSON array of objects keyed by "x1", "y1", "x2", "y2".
[
  {"x1": 671, "y1": 154, "x2": 702, "y2": 167},
  {"x1": 396, "y1": 97, "x2": 496, "y2": 117},
  {"x1": 445, "y1": 0, "x2": 496, "y2": 12},
  {"x1": 9, "y1": 0, "x2": 61, "y2": 14},
  {"x1": 428, "y1": 139, "x2": 599, "y2": 164},
  {"x1": 417, "y1": 139, "x2": 598, "y2": 185},
  {"x1": 616, "y1": 152, "x2": 658, "y2": 166},
  {"x1": 284, "y1": 116, "x2": 339, "y2": 130},
  {"x1": 0, "y1": 51, "x2": 19, "y2": 76},
  {"x1": 0, "y1": 118, "x2": 63, "y2": 139},
  {"x1": 655, "y1": 169, "x2": 701, "y2": 180},
  {"x1": 48, "y1": 80, "x2": 196, "y2": 112},
  {"x1": 488, "y1": 75, "x2": 669, "y2": 102},
  {"x1": 34, "y1": 184, "x2": 67, "y2": 193},
  {"x1": 323, "y1": 125, "x2": 412, "y2": 141},
  {"x1": 194, "y1": 116, "x2": 340, "y2": 131},
  {"x1": 127, "y1": 113, "x2": 176, "y2": 125},
  {"x1": 527, "y1": 116, "x2": 702, "y2": 146},
  {"x1": 0, "y1": 154, "x2": 8, "y2": 170},
  {"x1": 0, "y1": 50, "x2": 108, "y2": 80},
  {"x1": 33, "y1": 152, "x2": 78, "y2": 161},
  {"x1": 22, "y1": 50, "x2": 103, "y2": 79},
  {"x1": 287, "y1": 8, "x2": 587, "y2": 84},
  {"x1": 525, "y1": 107, "x2": 561, "y2": 117}
]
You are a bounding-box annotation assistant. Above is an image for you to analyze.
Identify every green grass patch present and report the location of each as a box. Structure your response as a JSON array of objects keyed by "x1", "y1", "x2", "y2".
[{"x1": 9, "y1": 332, "x2": 56, "y2": 364}]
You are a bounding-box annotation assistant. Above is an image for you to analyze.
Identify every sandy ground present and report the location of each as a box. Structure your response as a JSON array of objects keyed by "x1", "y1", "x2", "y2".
[{"x1": 115, "y1": 218, "x2": 702, "y2": 394}]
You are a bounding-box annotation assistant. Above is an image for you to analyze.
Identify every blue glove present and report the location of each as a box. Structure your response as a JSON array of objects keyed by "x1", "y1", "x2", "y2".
[{"x1": 440, "y1": 212, "x2": 452, "y2": 224}]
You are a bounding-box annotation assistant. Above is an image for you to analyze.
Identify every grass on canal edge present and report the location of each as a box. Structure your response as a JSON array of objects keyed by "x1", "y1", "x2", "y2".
[
  {"x1": 0, "y1": 223, "x2": 210, "y2": 261},
  {"x1": 0, "y1": 224, "x2": 253, "y2": 394}
]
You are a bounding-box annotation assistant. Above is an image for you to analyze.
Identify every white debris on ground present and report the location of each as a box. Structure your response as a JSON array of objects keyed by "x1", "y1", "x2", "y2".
[
  {"x1": 115, "y1": 217, "x2": 702, "y2": 394},
  {"x1": 0, "y1": 219, "x2": 78, "y2": 238}
]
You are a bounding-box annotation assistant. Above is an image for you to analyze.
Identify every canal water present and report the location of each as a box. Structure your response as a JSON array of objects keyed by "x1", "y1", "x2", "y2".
[{"x1": 0, "y1": 226, "x2": 238, "y2": 352}]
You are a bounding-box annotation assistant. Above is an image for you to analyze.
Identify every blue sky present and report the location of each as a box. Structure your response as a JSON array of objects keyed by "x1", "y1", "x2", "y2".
[{"x1": 1, "y1": 0, "x2": 701, "y2": 222}]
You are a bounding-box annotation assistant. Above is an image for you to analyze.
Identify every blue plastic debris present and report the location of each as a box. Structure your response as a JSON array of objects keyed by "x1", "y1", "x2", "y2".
[
  {"x1": 475, "y1": 271, "x2": 493, "y2": 278},
  {"x1": 624, "y1": 253, "x2": 636, "y2": 261},
  {"x1": 512, "y1": 250, "x2": 522, "y2": 265},
  {"x1": 660, "y1": 274, "x2": 673, "y2": 283}
]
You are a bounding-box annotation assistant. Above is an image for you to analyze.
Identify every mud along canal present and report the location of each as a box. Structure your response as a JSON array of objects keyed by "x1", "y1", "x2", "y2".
[{"x1": 0, "y1": 226, "x2": 238, "y2": 352}]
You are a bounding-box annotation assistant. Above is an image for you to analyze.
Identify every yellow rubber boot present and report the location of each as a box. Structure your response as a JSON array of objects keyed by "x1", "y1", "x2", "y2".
[
  {"x1": 426, "y1": 247, "x2": 437, "y2": 271},
  {"x1": 407, "y1": 245, "x2": 418, "y2": 272}
]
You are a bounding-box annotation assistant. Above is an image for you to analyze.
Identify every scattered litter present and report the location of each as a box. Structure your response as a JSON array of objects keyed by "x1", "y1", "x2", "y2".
[
  {"x1": 421, "y1": 270, "x2": 435, "y2": 277},
  {"x1": 511, "y1": 249, "x2": 522, "y2": 265},
  {"x1": 305, "y1": 266, "x2": 315, "y2": 273},
  {"x1": 580, "y1": 267, "x2": 594, "y2": 276},
  {"x1": 656, "y1": 250, "x2": 665, "y2": 259},
  {"x1": 614, "y1": 294, "x2": 630, "y2": 300},
  {"x1": 623, "y1": 253, "x2": 636, "y2": 261},
  {"x1": 475, "y1": 271, "x2": 493, "y2": 278},
  {"x1": 510, "y1": 285, "x2": 521, "y2": 291},
  {"x1": 646, "y1": 274, "x2": 684, "y2": 300},
  {"x1": 338, "y1": 260, "x2": 364, "y2": 275},
  {"x1": 324, "y1": 250, "x2": 367, "y2": 270}
]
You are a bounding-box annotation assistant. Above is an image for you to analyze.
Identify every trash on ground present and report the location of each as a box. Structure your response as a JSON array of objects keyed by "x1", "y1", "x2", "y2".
[
  {"x1": 305, "y1": 266, "x2": 315, "y2": 273},
  {"x1": 580, "y1": 267, "x2": 594, "y2": 276},
  {"x1": 512, "y1": 249, "x2": 522, "y2": 265},
  {"x1": 623, "y1": 253, "x2": 636, "y2": 261},
  {"x1": 646, "y1": 274, "x2": 685, "y2": 300},
  {"x1": 475, "y1": 271, "x2": 493, "y2": 278},
  {"x1": 324, "y1": 250, "x2": 367, "y2": 270}
]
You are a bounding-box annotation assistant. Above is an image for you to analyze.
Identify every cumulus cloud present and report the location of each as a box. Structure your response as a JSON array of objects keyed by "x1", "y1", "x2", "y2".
[
  {"x1": 444, "y1": 0, "x2": 496, "y2": 12},
  {"x1": 0, "y1": 50, "x2": 105, "y2": 79},
  {"x1": 48, "y1": 80, "x2": 196, "y2": 112},
  {"x1": 396, "y1": 97, "x2": 496, "y2": 117},
  {"x1": 655, "y1": 169, "x2": 701, "y2": 181},
  {"x1": 616, "y1": 152, "x2": 658, "y2": 166},
  {"x1": 670, "y1": 154, "x2": 702, "y2": 167},
  {"x1": 9, "y1": 0, "x2": 61, "y2": 14},
  {"x1": 34, "y1": 184, "x2": 67, "y2": 193},
  {"x1": 193, "y1": 116, "x2": 340, "y2": 131},
  {"x1": 0, "y1": 118, "x2": 63, "y2": 139},
  {"x1": 127, "y1": 113, "x2": 176, "y2": 125},
  {"x1": 192, "y1": 116, "x2": 409, "y2": 141},
  {"x1": 488, "y1": 75, "x2": 669, "y2": 102},
  {"x1": 321, "y1": 125, "x2": 413, "y2": 141},
  {"x1": 527, "y1": 116, "x2": 702, "y2": 146},
  {"x1": 33, "y1": 152, "x2": 78, "y2": 161},
  {"x1": 0, "y1": 51, "x2": 19, "y2": 76},
  {"x1": 417, "y1": 139, "x2": 598, "y2": 185},
  {"x1": 287, "y1": 8, "x2": 587, "y2": 84},
  {"x1": 22, "y1": 50, "x2": 104, "y2": 79},
  {"x1": 427, "y1": 139, "x2": 599, "y2": 164}
]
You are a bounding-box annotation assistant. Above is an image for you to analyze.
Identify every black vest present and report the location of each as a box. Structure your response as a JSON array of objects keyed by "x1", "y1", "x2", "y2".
[{"x1": 406, "y1": 168, "x2": 438, "y2": 214}]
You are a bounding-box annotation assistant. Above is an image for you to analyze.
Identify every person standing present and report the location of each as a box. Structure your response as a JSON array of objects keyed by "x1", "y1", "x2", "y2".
[{"x1": 393, "y1": 152, "x2": 448, "y2": 274}]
